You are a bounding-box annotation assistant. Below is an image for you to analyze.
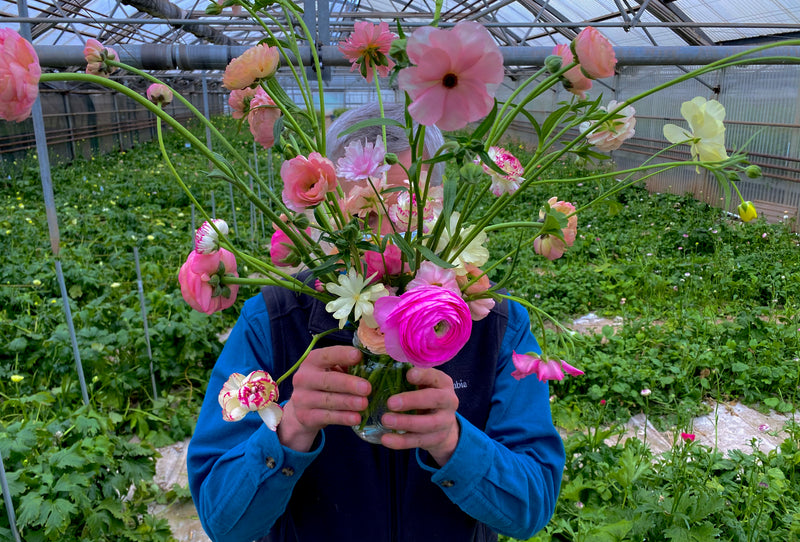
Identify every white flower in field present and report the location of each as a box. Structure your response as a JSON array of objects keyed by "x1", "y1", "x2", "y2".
[
  {"x1": 325, "y1": 269, "x2": 389, "y2": 328},
  {"x1": 435, "y1": 212, "x2": 490, "y2": 275},
  {"x1": 663, "y1": 97, "x2": 727, "y2": 171},
  {"x1": 195, "y1": 219, "x2": 229, "y2": 254},
  {"x1": 110, "y1": 282, "x2": 121, "y2": 288}
]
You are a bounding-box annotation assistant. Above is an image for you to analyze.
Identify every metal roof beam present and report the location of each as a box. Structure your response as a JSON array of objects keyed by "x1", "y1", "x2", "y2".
[
  {"x1": 635, "y1": 0, "x2": 715, "y2": 46},
  {"x1": 120, "y1": 0, "x2": 240, "y2": 45}
]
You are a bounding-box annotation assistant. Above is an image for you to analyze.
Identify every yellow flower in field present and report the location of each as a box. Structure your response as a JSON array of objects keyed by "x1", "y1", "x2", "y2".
[
  {"x1": 663, "y1": 97, "x2": 728, "y2": 170},
  {"x1": 111, "y1": 282, "x2": 121, "y2": 288},
  {"x1": 11, "y1": 375, "x2": 24, "y2": 383},
  {"x1": 737, "y1": 201, "x2": 757, "y2": 222},
  {"x1": 32, "y1": 279, "x2": 41, "y2": 286},
  {"x1": 146, "y1": 235, "x2": 155, "y2": 241}
]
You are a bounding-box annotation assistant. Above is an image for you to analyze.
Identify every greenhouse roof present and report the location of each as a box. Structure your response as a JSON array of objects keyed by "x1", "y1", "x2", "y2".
[{"x1": 3, "y1": 0, "x2": 799, "y2": 50}]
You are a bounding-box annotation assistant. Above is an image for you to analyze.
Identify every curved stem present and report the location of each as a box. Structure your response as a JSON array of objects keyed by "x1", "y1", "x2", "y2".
[{"x1": 276, "y1": 328, "x2": 340, "y2": 386}]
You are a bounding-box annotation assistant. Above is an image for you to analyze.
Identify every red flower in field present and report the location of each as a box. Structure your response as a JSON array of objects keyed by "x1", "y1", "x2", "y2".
[
  {"x1": 0, "y1": 28, "x2": 41, "y2": 122},
  {"x1": 338, "y1": 21, "x2": 397, "y2": 82},
  {"x1": 511, "y1": 353, "x2": 584, "y2": 382}
]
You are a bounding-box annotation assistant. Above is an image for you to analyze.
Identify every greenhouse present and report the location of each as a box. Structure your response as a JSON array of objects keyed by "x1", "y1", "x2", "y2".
[{"x1": 1, "y1": 0, "x2": 799, "y2": 540}]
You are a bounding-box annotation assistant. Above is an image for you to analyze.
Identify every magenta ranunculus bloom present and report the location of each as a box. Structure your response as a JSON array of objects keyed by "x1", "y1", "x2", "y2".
[
  {"x1": 248, "y1": 91, "x2": 281, "y2": 149},
  {"x1": 572, "y1": 27, "x2": 616, "y2": 80},
  {"x1": 551, "y1": 44, "x2": 592, "y2": 100},
  {"x1": 398, "y1": 21, "x2": 504, "y2": 131},
  {"x1": 178, "y1": 248, "x2": 239, "y2": 314},
  {"x1": 680, "y1": 432, "x2": 696, "y2": 442},
  {"x1": 0, "y1": 28, "x2": 41, "y2": 123},
  {"x1": 364, "y1": 243, "x2": 404, "y2": 282},
  {"x1": 511, "y1": 352, "x2": 584, "y2": 382},
  {"x1": 373, "y1": 286, "x2": 472, "y2": 367},
  {"x1": 280, "y1": 152, "x2": 338, "y2": 212}
]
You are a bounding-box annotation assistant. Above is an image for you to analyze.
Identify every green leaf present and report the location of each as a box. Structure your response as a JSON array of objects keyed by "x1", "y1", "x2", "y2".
[
  {"x1": 8, "y1": 336, "x2": 28, "y2": 352},
  {"x1": 416, "y1": 245, "x2": 455, "y2": 269},
  {"x1": 43, "y1": 498, "x2": 76, "y2": 535},
  {"x1": 17, "y1": 492, "x2": 45, "y2": 528},
  {"x1": 49, "y1": 446, "x2": 86, "y2": 470}
]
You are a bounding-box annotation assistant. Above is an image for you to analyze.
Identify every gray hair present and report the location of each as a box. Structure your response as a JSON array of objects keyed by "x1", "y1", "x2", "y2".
[{"x1": 326, "y1": 102, "x2": 445, "y2": 184}]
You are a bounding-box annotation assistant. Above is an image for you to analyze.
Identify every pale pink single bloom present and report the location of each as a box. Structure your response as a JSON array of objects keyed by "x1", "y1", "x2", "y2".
[
  {"x1": 373, "y1": 286, "x2": 472, "y2": 368},
  {"x1": 398, "y1": 21, "x2": 504, "y2": 131},
  {"x1": 544, "y1": 197, "x2": 578, "y2": 246},
  {"x1": 356, "y1": 320, "x2": 388, "y2": 355},
  {"x1": 146, "y1": 83, "x2": 173, "y2": 105},
  {"x1": 338, "y1": 21, "x2": 397, "y2": 82},
  {"x1": 223, "y1": 43, "x2": 280, "y2": 90},
  {"x1": 83, "y1": 38, "x2": 118, "y2": 76},
  {"x1": 388, "y1": 186, "x2": 443, "y2": 233},
  {"x1": 580, "y1": 100, "x2": 636, "y2": 152},
  {"x1": 280, "y1": 152, "x2": 338, "y2": 211},
  {"x1": 343, "y1": 181, "x2": 388, "y2": 219},
  {"x1": 178, "y1": 248, "x2": 239, "y2": 314},
  {"x1": 511, "y1": 352, "x2": 584, "y2": 381},
  {"x1": 218, "y1": 371, "x2": 283, "y2": 429},
  {"x1": 680, "y1": 432, "x2": 696, "y2": 442},
  {"x1": 407, "y1": 261, "x2": 460, "y2": 295},
  {"x1": 534, "y1": 235, "x2": 566, "y2": 261},
  {"x1": 195, "y1": 219, "x2": 229, "y2": 254},
  {"x1": 481, "y1": 146, "x2": 525, "y2": 196},
  {"x1": 228, "y1": 87, "x2": 260, "y2": 119},
  {"x1": 573, "y1": 27, "x2": 616, "y2": 80},
  {"x1": 0, "y1": 28, "x2": 41, "y2": 123},
  {"x1": 551, "y1": 44, "x2": 592, "y2": 99},
  {"x1": 364, "y1": 243, "x2": 405, "y2": 282},
  {"x1": 456, "y1": 264, "x2": 495, "y2": 321},
  {"x1": 249, "y1": 92, "x2": 281, "y2": 149},
  {"x1": 337, "y1": 137, "x2": 392, "y2": 182}
]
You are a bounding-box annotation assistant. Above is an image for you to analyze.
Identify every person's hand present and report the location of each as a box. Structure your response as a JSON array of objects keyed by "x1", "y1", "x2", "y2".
[
  {"x1": 379, "y1": 367, "x2": 460, "y2": 466},
  {"x1": 278, "y1": 346, "x2": 370, "y2": 452}
]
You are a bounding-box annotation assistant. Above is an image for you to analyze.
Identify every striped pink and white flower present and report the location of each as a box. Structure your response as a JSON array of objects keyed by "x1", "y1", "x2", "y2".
[{"x1": 219, "y1": 371, "x2": 283, "y2": 430}]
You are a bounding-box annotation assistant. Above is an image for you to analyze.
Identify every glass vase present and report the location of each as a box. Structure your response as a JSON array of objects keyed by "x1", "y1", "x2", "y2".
[{"x1": 349, "y1": 339, "x2": 416, "y2": 444}]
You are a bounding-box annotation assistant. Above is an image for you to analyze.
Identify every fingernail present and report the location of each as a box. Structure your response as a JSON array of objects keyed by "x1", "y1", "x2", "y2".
[
  {"x1": 387, "y1": 396, "x2": 402, "y2": 410},
  {"x1": 382, "y1": 414, "x2": 396, "y2": 427},
  {"x1": 357, "y1": 381, "x2": 370, "y2": 395}
]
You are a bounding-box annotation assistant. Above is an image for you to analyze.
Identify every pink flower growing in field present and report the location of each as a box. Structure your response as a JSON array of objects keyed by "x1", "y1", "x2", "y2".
[
  {"x1": 551, "y1": 44, "x2": 592, "y2": 99},
  {"x1": 337, "y1": 137, "x2": 392, "y2": 182},
  {"x1": 374, "y1": 286, "x2": 472, "y2": 367},
  {"x1": 680, "y1": 432, "x2": 696, "y2": 442},
  {"x1": 480, "y1": 147, "x2": 525, "y2": 196},
  {"x1": 83, "y1": 38, "x2": 119, "y2": 76},
  {"x1": 534, "y1": 197, "x2": 578, "y2": 260},
  {"x1": 398, "y1": 21, "x2": 504, "y2": 131},
  {"x1": 580, "y1": 100, "x2": 636, "y2": 152},
  {"x1": 573, "y1": 27, "x2": 616, "y2": 80},
  {"x1": 223, "y1": 43, "x2": 279, "y2": 90},
  {"x1": 511, "y1": 353, "x2": 584, "y2": 381},
  {"x1": 280, "y1": 152, "x2": 338, "y2": 211},
  {"x1": 338, "y1": 21, "x2": 397, "y2": 82},
  {"x1": 0, "y1": 28, "x2": 41, "y2": 123},
  {"x1": 248, "y1": 91, "x2": 280, "y2": 149},
  {"x1": 146, "y1": 83, "x2": 173, "y2": 105},
  {"x1": 178, "y1": 248, "x2": 239, "y2": 314},
  {"x1": 219, "y1": 370, "x2": 283, "y2": 430}
]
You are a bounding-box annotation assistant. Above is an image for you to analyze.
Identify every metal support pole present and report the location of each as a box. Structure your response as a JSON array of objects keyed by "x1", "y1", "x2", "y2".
[
  {"x1": 202, "y1": 74, "x2": 213, "y2": 151},
  {"x1": 0, "y1": 451, "x2": 21, "y2": 542},
  {"x1": 133, "y1": 247, "x2": 158, "y2": 400}
]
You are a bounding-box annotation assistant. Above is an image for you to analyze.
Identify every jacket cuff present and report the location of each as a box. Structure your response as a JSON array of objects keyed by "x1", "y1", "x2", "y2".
[{"x1": 249, "y1": 424, "x2": 325, "y2": 486}]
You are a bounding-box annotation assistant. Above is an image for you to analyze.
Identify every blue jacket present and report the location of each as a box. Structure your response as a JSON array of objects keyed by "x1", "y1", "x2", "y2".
[{"x1": 188, "y1": 286, "x2": 565, "y2": 542}]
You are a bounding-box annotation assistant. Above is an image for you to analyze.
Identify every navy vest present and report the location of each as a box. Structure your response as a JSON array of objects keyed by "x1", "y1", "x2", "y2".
[{"x1": 258, "y1": 278, "x2": 509, "y2": 542}]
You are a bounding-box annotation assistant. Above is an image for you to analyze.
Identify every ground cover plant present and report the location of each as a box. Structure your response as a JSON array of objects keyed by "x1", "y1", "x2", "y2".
[{"x1": 1, "y1": 122, "x2": 799, "y2": 540}]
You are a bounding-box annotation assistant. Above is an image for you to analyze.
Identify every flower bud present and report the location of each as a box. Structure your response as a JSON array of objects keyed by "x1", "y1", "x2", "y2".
[
  {"x1": 745, "y1": 165, "x2": 762, "y2": 179},
  {"x1": 737, "y1": 201, "x2": 757, "y2": 223},
  {"x1": 459, "y1": 162, "x2": 485, "y2": 184},
  {"x1": 544, "y1": 54, "x2": 563, "y2": 73},
  {"x1": 384, "y1": 152, "x2": 399, "y2": 165}
]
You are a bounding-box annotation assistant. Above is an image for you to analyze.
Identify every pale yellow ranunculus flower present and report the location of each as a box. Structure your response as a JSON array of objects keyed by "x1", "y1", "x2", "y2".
[{"x1": 663, "y1": 97, "x2": 728, "y2": 171}]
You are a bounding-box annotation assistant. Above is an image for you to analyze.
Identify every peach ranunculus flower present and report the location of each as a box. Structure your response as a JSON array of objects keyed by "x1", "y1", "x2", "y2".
[
  {"x1": 579, "y1": 100, "x2": 636, "y2": 152},
  {"x1": 397, "y1": 21, "x2": 504, "y2": 131},
  {"x1": 146, "y1": 83, "x2": 173, "y2": 106},
  {"x1": 228, "y1": 87, "x2": 260, "y2": 119},
  {"x1": 572, "y1": 27, "x2": 616, "y2": 80},
  {"x1": 280, "y1": 152, "x2": 338, "y2": 211},
  {"x1": 551, "y1": 44, "x2": 592, "y2": 100},
  {"x1": 338, "y1": 21, "x2": 397, "y2": 82},
  {"x1": 222, "y1": 43, "x2": 280, "y2": 90},
  {"x1": 356, "y1": 320, "x2": 388, "y2": 355},
  {"x1": 83, "y1": 38, "x2": 119, "y2": 76},
  {"x1": 456, "y1": 264, "x2": 495, "y2": 321},
  {"x1": 0, "y1": 28, "x2": 41, "y2": 123},
  {"x1": 218, "y1": 371, "x2": 283, "y2": 430},
  {"x1": 178, "y1": 248, "x2": 239, "y2": 314},
  {"x1": 534, "y1": 198, "x2": 578, "y2": 261},
  {"x1": 480, "y1": 146, "x2": 525, "y2": 196},
  {"x1": 248, "y1": 91, "x2": 281, "y2": 149}
]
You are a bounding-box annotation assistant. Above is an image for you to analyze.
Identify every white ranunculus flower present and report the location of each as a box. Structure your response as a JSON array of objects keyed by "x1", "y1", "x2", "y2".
[{"x1": 325, "y1": 269, "x2": 389, "y2": 328}]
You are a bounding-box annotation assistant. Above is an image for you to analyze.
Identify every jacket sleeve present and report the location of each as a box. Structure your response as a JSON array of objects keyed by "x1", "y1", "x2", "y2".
[
  {"x1": 187, "y1": 295, "x2": 324, "y2": 542},
  {"x1": 415, "y1": 299, "x2": 565, "y2": 540}
]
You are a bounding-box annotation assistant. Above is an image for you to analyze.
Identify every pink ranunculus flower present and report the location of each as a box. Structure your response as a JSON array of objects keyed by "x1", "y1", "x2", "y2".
[
  {"x1": 338, "y1": 21, "x2": 397, "y2": 82},
  {"x1": 228, "y1": 87, "x2": 259, "y2": 119},
  {"x1": 146, "y1": 83, "x2": 173, "y2": 106},
  {"x1": 533, "y1": 235, "x2": 567, "y2": 261},
  {"x1": 195, "y1": 219, "x2": 229, "y2": 254},
  {"x1": 337, "y1": 137, "x2": 392, "y2": 182},
  {"x1": 511, "y1": 352, "x2": 584, "y2": 382},
  {"x1": 406, "y1": 261, "x2": 460, "y2": 295},
  {"x1": 248, "y1": 91, "x2": 281, "y2": 149},
  {"x1": 343, "y1": 180, "x2": 388, "y2": 219},
  {"x1": 398, "y1": 21, "x2": 504, "y2": 131},
  {"x1": 456, "y1": 264, "x2": 495, "y2": 321},
  {"x1": 680, "y1": 432, "x2": 696, "y2": 442},
  {"x1": 270, "y1": 225, "x2": 309, "y2": 267},
  {"x1": 280, "y1": 152, "x2": 338, "y2": 212},
  {"x1": 178, "y1": 248, "x2": 239, "y2": 314},
  {"x1": 222, "y1": 43, "x2": 280, "y2": 90},
  {"x1": 373, "y1": 286, "x2": 472, "y2": 368},
  {"x1": 0, "y1": 28, "x2": 41, "y2": 123},
  {"x1": 83, "y1": 38, "x2": 119, "y2": 76},
  {"x1": 218, "y1": 371, "x2": 283, "y2": 430},
  {"x1": 551, "y1": 44, "x2": 592, "y2": 99},
  {"x1": 388, "y1": 186, "x2": 443, "y2": 233},
  {"x1": 365, "y1": 242, "x2": 405, "y2": 283},
  {"x1": 572, "y1": 27, "x2": 616, "y2": 80},
  {"x1": 580, "y1": 100, "x2": 636, "y2": 152},
  {"x1": 481, "y1": 146, "x2": 525, "y2": 196},
  {"x1": 544, "y1": 197, "x2": 578, "y2": 246}
]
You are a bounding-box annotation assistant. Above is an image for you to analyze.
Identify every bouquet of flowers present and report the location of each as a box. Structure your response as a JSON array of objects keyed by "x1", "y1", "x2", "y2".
[{"x1": 1, "y1": 2, "x2": 790, "y2": 438}]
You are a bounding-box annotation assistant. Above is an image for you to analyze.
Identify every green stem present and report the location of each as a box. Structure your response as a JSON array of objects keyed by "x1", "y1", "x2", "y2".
[{"x1": 276, "y1": 328, "x2": 340, "y2": 386}]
